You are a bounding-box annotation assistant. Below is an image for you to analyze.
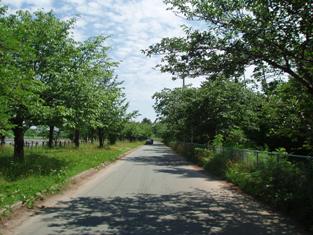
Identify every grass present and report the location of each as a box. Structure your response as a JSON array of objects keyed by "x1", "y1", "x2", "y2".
[{"x1": 0, "y1": 141, "x2": 142, "y2": 212}]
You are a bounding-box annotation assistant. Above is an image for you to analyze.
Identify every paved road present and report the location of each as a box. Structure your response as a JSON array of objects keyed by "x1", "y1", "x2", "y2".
[{"x1": 10, "y1": 143, "x2": 307, "y2": 235}]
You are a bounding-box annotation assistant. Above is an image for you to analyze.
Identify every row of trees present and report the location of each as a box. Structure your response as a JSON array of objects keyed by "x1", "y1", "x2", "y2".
[
  {"x1": 0, "y1": 6, "x2": 132, "y2": 160},
  {"x1": 122, "y1": 118, "x2": 154, "y2": 142},
  {"x1": 153, "y1": 77, "x2": 313, "y2": 154},
  {"x1": 146, "y1": 0, "x2": 313, "y2": 154}
]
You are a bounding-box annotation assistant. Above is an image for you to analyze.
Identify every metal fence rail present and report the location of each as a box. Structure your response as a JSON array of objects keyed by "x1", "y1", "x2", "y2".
[
  {"x1": 0, "y1": 139, "x2": 77, "y2": 148},
  {"x1": 173, "y1": 142, "x2": 313, "y2": 165}
]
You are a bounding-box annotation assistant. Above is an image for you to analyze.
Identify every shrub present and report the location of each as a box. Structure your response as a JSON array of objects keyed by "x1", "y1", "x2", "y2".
[
  {"x1": 212, "y1": 134, "x2": 223, "y2": 148},
  {"x1": 194, "y1": 148, "x2": 213, "y2": 166},
  {"x1": 226, "y1": 157, "x2": 313, "y2": 229},
  {"x1": 170, "y1": 142, "x2": 313, "y2": 231},
  {"x1": 204, "y1": 152, "x2": 232, "y2": 177},
  {"x1": 224, "y1": 127, "x2": 248, "y2": 147}
]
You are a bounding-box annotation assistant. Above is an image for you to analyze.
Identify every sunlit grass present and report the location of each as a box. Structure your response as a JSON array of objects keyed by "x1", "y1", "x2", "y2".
[{"x1": 0, "y1": 142, "x2": 142, "y2": 211}]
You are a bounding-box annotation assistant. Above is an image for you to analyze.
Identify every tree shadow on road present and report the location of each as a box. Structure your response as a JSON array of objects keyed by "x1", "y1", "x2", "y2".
[
  {"x1": 124, "y1": 154, "x2": 187, "y2": 167},
  {"x1": 123, "y1": 150, "x2": 211, "y2": 180},
  {"x1": 34, "y1": 189, "x2": 304, "y2": 235}
]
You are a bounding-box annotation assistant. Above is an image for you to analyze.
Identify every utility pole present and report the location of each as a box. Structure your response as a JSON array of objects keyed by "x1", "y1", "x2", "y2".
[
  {"x1": 181, "y1": 74, "x2": 186, "y2": 143},
  {"x1": 182, "y1": 74, "x2": 186, "y2": 89}
]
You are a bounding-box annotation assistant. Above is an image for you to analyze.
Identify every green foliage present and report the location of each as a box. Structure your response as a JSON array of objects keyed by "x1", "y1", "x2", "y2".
[
  {"x1": 152, "y1": 122, "x2": 169, "y2": 141},
  {"x1": 146, "y1": 0, "x2": 313, "y2": 154},
  {"x1": 224, "y1": 127, "x2": 248, "y2": 147},
  {"x1": 212, "y1": 134, "x2": 223, "y2": 148},
  {"x1": 145, "y1": 0, "x2": 313, "y2": 94},
  {"x1": 257, "y1": 80, "x2": 313, "y2": 154},
  {"x1": 170, "y1": 142, "x2": 195, "y2": 160},
  {"x1": 226, "y1": 158, "x2": 313, "y2": 228},
  {"x1": 153, "y1": 87, "x2": 199, "y2": 142},
  {"x1": 0, "y1": 6, "x2": 131, "y2": 158},
  {"x1": 122, "y1": 120, "x2": 153, "y2": 141},
  {"x1": 173, "y1": 142, "x2": 313, "y2": 230},
  {"x1": 194, "y1": 148, "x2": 213, "y2": 166},
  {"x1": 153, "y1": 76, "x2": 313, "y2": 154},
  {"x1": 153, "y1": 78, "x2": 261, "y2": 145},
  {"x1": 205, "y1": 153, "x2": 231, "y2": 177}
]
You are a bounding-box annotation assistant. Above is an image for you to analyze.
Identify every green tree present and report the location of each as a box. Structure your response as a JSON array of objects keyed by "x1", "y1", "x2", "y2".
[
  {"x1": 153, "y1": 87, "x2": 199, "y2": 143},
  {"x1": 0, "y1": 10, "x2": 48, "y2": 160},
  {"x1": 27, "y1": 11, "x2": 75, "y2": 148},
  {"x1": 153, "y1": 78, "x2": 261, "y2": 145},
  {"x1": 62, "y1": 36, "x2": 118, "y2": 147},
  {"x1": 122, "y1": 120, "x2": 152, "y2": 142},
  {"x1": 258, "y1": 79, "x2": 313, "y2": 154},
  {"x1": 0, "y1": 5, "x2": 14, "y2": 137},
  {"x1": 145, "y1": 0, "x2": 313, "y2": 94},
  {"x1": 95, "y1": 79, "x2": 130, "y2": 147}
]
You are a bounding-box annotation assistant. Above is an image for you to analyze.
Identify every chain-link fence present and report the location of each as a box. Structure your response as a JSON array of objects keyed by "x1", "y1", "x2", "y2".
[{"x1": 173, "y1": 142, "x2": 313, "y2": 165}]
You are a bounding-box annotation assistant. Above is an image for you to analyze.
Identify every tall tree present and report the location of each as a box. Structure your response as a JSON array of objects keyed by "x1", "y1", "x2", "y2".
[
  {"x1": 145, "y1": 0, "x2": 313, "y2": 94},
  {"x1": 30, "y1": 12, "x2": 76, "y2": 148},
  {"x1": 153, "y1": 78, "x2": 261, "y2": 145},
  {"x1": 0, "y1": 10, "x2": 48, "y2": 160},
  {"x1": 0, "y1": 5, "x2": 14, "y2": 137},
  {"x1": 94, "y1": 79, "x2": 128, "y2": 147},
  {"x1": 63, "y1": 36, "x2": 116, "y2": 147}
]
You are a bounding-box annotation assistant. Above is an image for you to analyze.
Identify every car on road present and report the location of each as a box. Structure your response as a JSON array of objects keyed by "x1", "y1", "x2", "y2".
[{"x1": 145, "y1": 138, "x2": 154, "y2": 145}]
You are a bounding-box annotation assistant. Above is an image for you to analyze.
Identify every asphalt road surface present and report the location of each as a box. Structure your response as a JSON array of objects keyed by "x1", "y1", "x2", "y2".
[{"x1": 10, "y1": 143, "x2": 307, "y2": 235}]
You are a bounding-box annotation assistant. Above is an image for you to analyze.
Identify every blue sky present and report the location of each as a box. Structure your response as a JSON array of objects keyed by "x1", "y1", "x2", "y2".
[{"x1": 2, "y1": 0, "x2": 203, "y2": 121}]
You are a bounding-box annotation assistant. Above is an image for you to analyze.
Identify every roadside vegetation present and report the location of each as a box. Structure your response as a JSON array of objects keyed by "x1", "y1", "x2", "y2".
[
  {"x1": 0, "y1": 141, "x2": 142, "y2": 213},
  {"x1": 0, "y1": 3, "x2": 150, "y2": 217},
  {"x1": 145, "y1": 0, "x2": 313, "y2": 231},
  {"x1": 0, "y1": 5, "x2": 137, "y2": 160},
  {"x1": 171, "y1": 142, "x2": 313, "y2": 231}
]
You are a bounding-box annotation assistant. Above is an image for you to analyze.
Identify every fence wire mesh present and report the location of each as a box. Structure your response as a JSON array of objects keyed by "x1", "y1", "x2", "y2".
[{"x1": 175, "y1": 142, "x2": 313, "y2": 165}]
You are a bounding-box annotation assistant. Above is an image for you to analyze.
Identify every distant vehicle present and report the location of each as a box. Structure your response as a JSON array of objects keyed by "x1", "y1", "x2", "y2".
[{"x1": 145, "y1": 138, "x2": 154, "y2": 145}]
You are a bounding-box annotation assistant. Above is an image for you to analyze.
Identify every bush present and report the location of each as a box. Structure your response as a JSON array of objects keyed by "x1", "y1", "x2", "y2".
[
  {"x1": 194, "y1": 148, "x2": 212, "y2": 166},
  {"x1": 224, "y1": 127, "x2": 248, "y2": 147},
  {"x1": 205, "y1": 152, "x2": 232, "y2": 177},
  {"x1": 170, "y1": 142, "x2": 313, "y2": 231},
  {"x1": 226, "y1": 157, "x2": 313, "y2": 230},
  {"x1": 170, "y1": 143, "x2": 195, "y2": 161},
  {"x1": 195, "y1": 147, "x2": 231, "y2": 177}
]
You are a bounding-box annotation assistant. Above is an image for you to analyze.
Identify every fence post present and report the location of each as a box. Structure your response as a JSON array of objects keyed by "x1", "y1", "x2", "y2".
[{"x1": 277, "y1": 153, "x2": 280, "y2": 163}]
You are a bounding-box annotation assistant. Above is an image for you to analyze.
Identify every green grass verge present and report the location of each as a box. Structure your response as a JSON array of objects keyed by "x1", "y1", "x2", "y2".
[{"x1": 0, "y1": 142, "x2": 142, "y2": 212}]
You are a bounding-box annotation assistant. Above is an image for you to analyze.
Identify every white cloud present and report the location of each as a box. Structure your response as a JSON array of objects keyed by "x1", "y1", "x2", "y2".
[
  {"x1": 2, "y1": 0, "x2": 54, "y2": 11},
  {"x1": 2, "y1": 0, "x2": 23, "y2": 8}
]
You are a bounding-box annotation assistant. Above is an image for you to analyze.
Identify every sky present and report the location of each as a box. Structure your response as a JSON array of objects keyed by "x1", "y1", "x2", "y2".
[{"x1": 2, "y1": 0, "x2": 204, "y2": 121}]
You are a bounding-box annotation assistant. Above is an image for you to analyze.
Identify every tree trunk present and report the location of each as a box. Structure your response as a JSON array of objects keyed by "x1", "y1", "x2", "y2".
[
  {"x1": 13, "y1": 124, "x2": 24, "y2": 161},
  {"x1": 0, "y1": 135, "x2": 5, "y2": 145},
  {"x1": 48, "y1": 125, "x2": 54, "y2": 148},
  {"x1": 191, "y1": 128, "x2": 194, "y2": 144},
  {"x1": 98, "y1": 128, "x2": 104, "y2": 148},
  {"x1": 74, "y1": 129, "x2": 80, "y2": 147},
  {"x1": 91, "y1": 129, "x2": 96, "y2": 144},
  {"x1": 108, "y1": 134, "x2": 117, "y2": 145}
]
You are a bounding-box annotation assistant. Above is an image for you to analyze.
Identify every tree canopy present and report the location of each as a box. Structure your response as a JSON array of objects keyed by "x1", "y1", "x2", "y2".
[
  {"x1": 0, "y1": 6, "x2": 132, "y2": 160},
  {"x1": 144, "y1": 0, "x2": 313, "y2": 94},
  {"x1": 146, "y1": 0, "x2": 313, "y2": 154}
]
